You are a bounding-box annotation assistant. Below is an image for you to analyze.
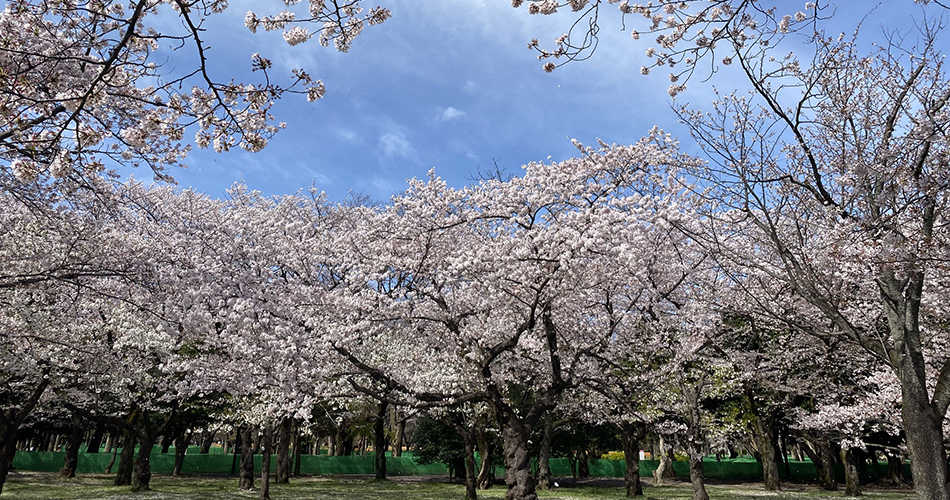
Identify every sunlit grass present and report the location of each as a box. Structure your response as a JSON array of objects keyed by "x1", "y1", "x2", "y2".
[{"x1": 1, "y1": 472, "x2": 916, "y2": 499}]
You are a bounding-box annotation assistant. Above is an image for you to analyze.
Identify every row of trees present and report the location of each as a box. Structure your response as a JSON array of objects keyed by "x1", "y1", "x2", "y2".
[
  {"x1": 2, "y1": 1, "x2": 949, "y2": 500},
  {"x1": 2, "y1": 113, "x2": 947, "y2": 500}
]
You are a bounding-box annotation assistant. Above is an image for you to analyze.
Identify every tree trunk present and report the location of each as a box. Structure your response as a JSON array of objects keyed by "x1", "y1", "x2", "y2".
[
  {"x1": 502, "y1": 420, "x2": 537, "y2": 500},
  {"x1": 114, "y1": 430, "x2": 136, "y2": 486},
  {"x1": 132, "y1": 432, "x2": 156, "y2": 492},
  {"x1": 652, "y1": 435, "x2": 672, "y2": 485},
  {"x1": 887, "y1": 452, "x2": 907, "y2": 486},
  {"x1": 252, "y1": 429, "x2": 262, "y2": 455},
  {"x1": 882, "y1": 272, "x2": 950, "y2": 500},
  {"x1": 239, "y1": 425, "x2": 255, "y2": 490},
  {"x1": 276, "y1": 418, "x2": 292, "y2": 484},
  {"x1": 104, "y1": 433, "x2": 114, "y2": 454},
  {"x1": 780, "y1": 429, "x2": 791, "y2": 480},
  {"x1": 173, "y1": 430, "x2": 191, "y2": 476},
  {"x1": 536, "y1": 418, "x2": 553, "y2": 490},
  {"x1": 104, "y1": 443, "x2": 118, "y2": 473},
  {"x1": 899, "y1": 378, "x2": 950, "y2": 500},
  {"x1": 260, "y1": 424, "x2": 273, "y2": 500},
  {"x1": 59, "y1": 415, "x2": 84, "y2": 478},
  {"x1": 86, "y1": 422, "x2": 105, "y2": 453},
  {"x1": 688, "y1": 439, "x2": 709, "y2": 500},
  {"x1": 200, "y1": 430, "x2": 214, "y2": 454},
  {"x1": 622, "y1": 422, "x2": 643, "y2": 497},
  {"x1": 374, "y1": 400, "x2": 388, "y2": 480},
  {"x1": 799, "y1": 434, "x2": 836, "y2": 491},
  {"x1": 230, "y1": 430, "x2": 239, "y2": 475},
  {"x1": 0, "y1": 429, "x2": 18, "y2": 497},
  {"x1": 685, "y1": 384, "x2": 709, "y2": 500},
  {"x1": 753, "y1": 414, "x2": 781, "y2": 491},
  {"x1": 462, "y1": 437, "x2": 478, "y2": 500},
  {"x1": 476, "y1": 425, "x2": 495, "y2": 490},
  {"x1": 841, "y1": 447, "x2": 862, "y2": 497},
  {"x1": 160, "y1": 434, "x2": 173, "y2": 454},
  {"x1": 578, "y1": 449, "x2": 590, "y2": 478},
  {"x1": 0, "y1": 378, "x2": 50, "y2": 495},
  {"x1": 292, "y1": 426, "x2": 302, "y2": 476},
  {"x1": 393, "y1": 414, "x2": 406, "y2": 457}
]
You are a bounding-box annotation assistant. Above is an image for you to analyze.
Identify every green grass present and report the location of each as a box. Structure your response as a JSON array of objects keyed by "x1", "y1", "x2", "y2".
[{"x1": 1, "y1": 472, "x2": 917, "y2": 500}]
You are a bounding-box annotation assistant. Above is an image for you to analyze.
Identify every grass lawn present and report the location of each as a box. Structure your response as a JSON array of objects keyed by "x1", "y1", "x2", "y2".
[{"x1": 1, "y1": 472, "x2": 917, "y2": 500}]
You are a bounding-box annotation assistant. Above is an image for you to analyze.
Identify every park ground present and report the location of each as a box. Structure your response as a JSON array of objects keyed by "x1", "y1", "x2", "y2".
[{"x1": 0, "y1": 472, "x2": 917, "y2": 500}]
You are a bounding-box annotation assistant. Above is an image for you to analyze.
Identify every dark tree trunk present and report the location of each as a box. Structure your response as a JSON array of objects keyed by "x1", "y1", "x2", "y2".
[
  {"x1": 476, "y1": 424, "x2": 495, "y2": 490},
  {"x1": 502, "y1": 420, "x2": 537, "y2": 500},
  {"x1": 374, "y1": 400, "x2": 388, "y2": 481},
  {"x1": 132, "y1": 432, "x2": 156, "y2": 492},
  {"x1": 59, "y1": 415, "x2": 84, "y2": 478},
  {"x1": 230, "y1": 429, "x2": 239, "y2": 475},
  {"x1": 622, "y1": 422, "x2": 643, "y2": 497},
  {"x1": 276, "y1": 418, "x2": 292, "y2": 483},
  {"x1": 86, "y1": 422, "x2": 105, "y2": 453},
  {"x1": 685, "y1": 385, "x2": 709, "y2": 500},
  {"x1": 393, "y1": 414, "x2": 406, "y2": 457},
  {"x1": 114, "y1": 430, "x2": 136, "y2": 486},
  {"x1": 754, "y1": 415, "x2": 781, "y2": 491},
  {"x1": 173, "y1": 430, "x2": 191, "y2": 476},
  {"x1": 0, "y1": 429, "x2": 18, "y2": 497},
  {"x1": 292, "y1": 425, "x2": 302, "y2": 476},
  {"x1": 104, "y1": 443, "x2": 118, "y2": 473},
  {"x1": 799, "y1": 434, "x2": 836, "y2": 491},
  {"x1": 537, "y1": 418, "x2": 553, "y2": 490},
  {"x1": 578, "y1": 449, "x2": 590, "y2": 478},
  {"x1": 688, "y1": 439, "x2": 709, "y2": 500},
  {"x1": 0, "y1": 378, "x2": 50, "y2": 495},
  {"x1": 881, "y1": 273, "x2": 950, "y2": 500},
  {"x1": 260, "y1": 424, "x2": 273, "y2": 500},
  {"x1": 239, "y1": 426, "x2": 255, "y2": 490},
  {"x1": 463, "y1": 436, "x2": 478, "y2": 500},
  {"x1": 887, "y1": 453, "x2": 907, "y2": 486},
  {"x1": 337, "y1": 425, "x2": 353, "y2": 456},
  {"x1": 199, "y1": 430, "x2": 214, "y2": 454},
  {"x1": 160, "y1": 434, "x2": 173, "y2": 454},
  {"x1": 780, "y1": 428, "x2": 791, "y2": 480},
  {"x1": 841, "y1": 447, "x2": 862, "y2": 497}
]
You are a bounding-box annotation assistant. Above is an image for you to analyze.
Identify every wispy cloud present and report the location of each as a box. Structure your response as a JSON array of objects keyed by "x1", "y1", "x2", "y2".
[
  {"x1": 378, "y1": 132, "x2": 418, "y2": 161},
  {"x1": 335, "y1": 128, "x2": 361, "y2": 143},
  {"x1": 440, "y1": 107, "x2": 467, "y2": 122},
  {"x1": 462, "y1": 80, "x2": 478, "y2": 93}
]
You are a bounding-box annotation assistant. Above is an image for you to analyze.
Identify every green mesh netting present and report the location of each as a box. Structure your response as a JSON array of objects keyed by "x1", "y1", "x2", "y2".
[{"x1": 12, "y1": 451, "x2": 906, "y2": 481}]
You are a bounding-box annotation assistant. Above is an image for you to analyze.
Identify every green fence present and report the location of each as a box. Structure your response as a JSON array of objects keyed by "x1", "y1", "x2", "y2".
[
  {"x1": 12, "y1": 450, "x2": 448, "y2": 476},
  {"x1": 13, "y1": 450, "x2": 906, "y2": 482}
]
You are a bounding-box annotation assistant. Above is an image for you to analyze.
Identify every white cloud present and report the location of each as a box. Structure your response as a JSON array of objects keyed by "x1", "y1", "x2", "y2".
[
  {"x1": 463, "y1": 80, "x2": 478, "y2": 93},
  {"x1": 379, "y1": 132, "x2": 418, "y2": 160},
  {"x1": 335, "y1": 128, "x2": 360, "y2": 143},
  {"x1": 440, "y1": 107, "x2": 467, "y2": 122}
]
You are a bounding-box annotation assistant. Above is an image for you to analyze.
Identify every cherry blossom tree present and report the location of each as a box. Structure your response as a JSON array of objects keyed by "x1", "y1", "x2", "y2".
[
  {"x1": 674, "y1": 24, "x2": 950, "y2": 500},
  {"x1": 0, "y1": 177, "x2": 161, "y2": 494},
  {"x1": 1, "y1": 0, "x2": 389, "y2": 184},
  {"x1": 313, "y1": 133, "x2": 700, "y2": 500},
  {"x1": 519, "y1": 2, "x2": 950, "y2": 498}
]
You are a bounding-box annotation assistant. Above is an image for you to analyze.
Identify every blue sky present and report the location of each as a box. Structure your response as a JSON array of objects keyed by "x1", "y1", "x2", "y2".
[{"x1": 149, "y1": 1, "x2": 932, "y2": 203}]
